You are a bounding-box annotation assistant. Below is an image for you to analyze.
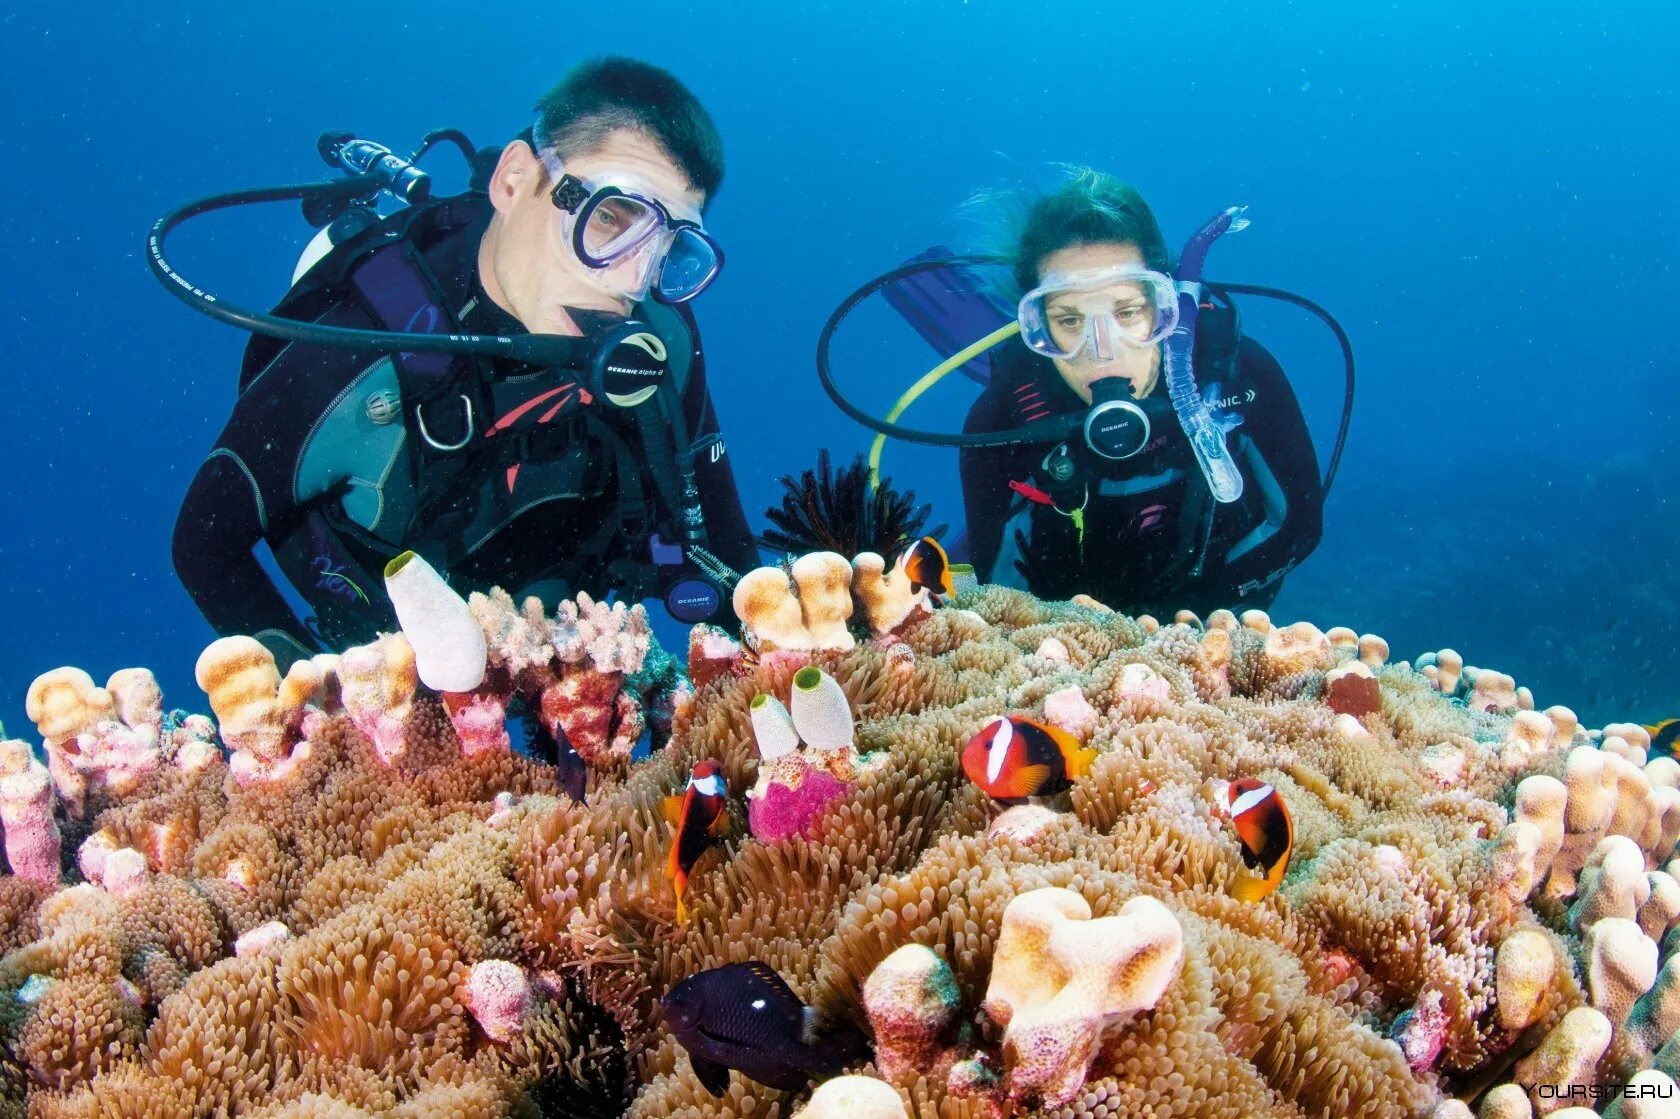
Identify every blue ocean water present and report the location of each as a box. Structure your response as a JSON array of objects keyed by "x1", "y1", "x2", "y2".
[{"x1": 0, "y1": 0, "x2": 1673, "y2": 740}]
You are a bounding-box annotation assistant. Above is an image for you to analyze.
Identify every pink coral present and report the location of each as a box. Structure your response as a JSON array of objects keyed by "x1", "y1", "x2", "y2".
[
  {"x1": 1035, "y1": 638, "x2": 1071, "y2": 663},
  {"x1": 27, "y1": 667, "x2": 167, "y2": 812},
  {"x1": 441, "y1": 684, "x2": 513, "y2": 758},
  {"x1": 539, "y1": 666, "x2": 643, "y2": 765},
  {"x1": 748, "y1": 762, "x2": 850, "y2": 843},
  {"x1": 746, "y1": 670, "x2": 863, "y2": 841},
  {"x1": 234, "y1": 920, "x2": 291, "y2": 958},
  {"x1": 864, "y1": 944, "x2": 965, "y2": 1083},
  {"x1": 68, "y1": 719, "x2": 162, "y2": 800},
  {"x1": 101, "y1": 847, "x2": 149, "y2": 897},
  {"x1": 1115, "y1": 662, "x2": 1172, "y2": 713},
  {"x1": 1390, "y1": 985, "x2": 1451, "y2": 1075},
  {"x1": 168, "y1": 713, "x2": 221, "y2": 773},
  {"x1": 686, "y1": 624, "x2": 745, "y2": 690},
  {"x1": 26, "y1": 666, "x2": 114, "y2": 814},
  {"x1": 0, "y1": 739, "x2": 61, "y2": 886},
  {"x1": 550, "y1": 591, "x2": 650, "y2": 673},
  {"x1": 1043, "y1": 686, "x2": 1098, "y2": 737},
  {"x1": 984, "y1": 888, "x2": 1186, "y2": 1106},
  {"x1": 465, "y1": 959, "x2": 532, "y2": 1044},
  {"x1": 466, "y1": 587, "x2": 671, "y2": 767},
  {"x1": 1325, "y1": 660, "x2": 1381, "y2": 717},
  {"x1": 227, "y1": 737, "x2": 313, "y2": 787},
  {"x1": 338, "y1": 634, "x2": 418, "y2": 766}
]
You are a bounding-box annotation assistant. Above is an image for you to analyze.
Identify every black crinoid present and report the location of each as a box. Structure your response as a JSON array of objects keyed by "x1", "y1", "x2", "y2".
[{"x1": 756, "y1": 449, "x2": 946, "y2": 561}]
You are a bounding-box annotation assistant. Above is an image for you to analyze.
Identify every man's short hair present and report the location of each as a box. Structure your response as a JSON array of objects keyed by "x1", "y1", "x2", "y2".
[{"x1": 533, "y1": 57, "x2": 724, "y2": 202}]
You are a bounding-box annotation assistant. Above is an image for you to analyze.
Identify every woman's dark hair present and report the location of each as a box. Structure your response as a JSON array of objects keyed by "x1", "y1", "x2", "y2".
[
  {"x1": 533, "y1": 57, "x2": 725, "y2": 203},
  {"x1": 1011, "y1": 168, "x2": 1171, "y2": 291}
]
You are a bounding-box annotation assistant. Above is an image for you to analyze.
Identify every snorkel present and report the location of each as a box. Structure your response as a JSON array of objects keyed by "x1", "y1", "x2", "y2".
[{"x1": 1168, "y1": 206, "x2": 1250, "y2": 503}]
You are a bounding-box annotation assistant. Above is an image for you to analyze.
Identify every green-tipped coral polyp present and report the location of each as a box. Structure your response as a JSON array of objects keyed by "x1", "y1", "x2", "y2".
[{"x1": 793, "y1": 666, "x2": 824, "y2": 692}]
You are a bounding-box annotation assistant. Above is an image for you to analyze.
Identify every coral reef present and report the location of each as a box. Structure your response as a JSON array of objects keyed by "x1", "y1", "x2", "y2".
[{"x1": 0, "y1": 551, "x2": 1676, "y2": 1118}]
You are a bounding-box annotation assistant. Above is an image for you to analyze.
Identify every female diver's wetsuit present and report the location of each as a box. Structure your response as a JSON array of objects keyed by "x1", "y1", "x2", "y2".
[{"x1": 959, "y1": 315, "x2": 1322, "y2": 619}]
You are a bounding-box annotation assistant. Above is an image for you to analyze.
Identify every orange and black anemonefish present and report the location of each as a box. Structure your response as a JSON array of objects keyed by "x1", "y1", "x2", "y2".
[
  {"x1": 664, "y1": 760, "x2": 731, "y2": 923},
  {"x1": 961, "y1": 715, "x2": 1098, "y2": 805},
  {"x1": 897, "y1": 536, "x2": 955, "y2": 601},
  {"x1": 1646, "y1": 719, "x2": 1679, "y2": 760},
  {"x1": 1217, "y1": 777, "x2": 1294, "y2": 903}
]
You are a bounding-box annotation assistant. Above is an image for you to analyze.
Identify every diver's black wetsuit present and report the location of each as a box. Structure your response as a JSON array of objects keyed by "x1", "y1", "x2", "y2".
[
  {"x1": 959, "y1": 323, "x2": 1322, "y2": 618},
  {"x1": 173, "y1": 197, "x2": 759, "y2": 670}
]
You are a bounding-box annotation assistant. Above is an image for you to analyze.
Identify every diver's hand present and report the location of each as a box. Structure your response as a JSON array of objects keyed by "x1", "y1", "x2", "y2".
[{"x1": 1008, "y1": 524, "x2": 1049, "y2": 592}]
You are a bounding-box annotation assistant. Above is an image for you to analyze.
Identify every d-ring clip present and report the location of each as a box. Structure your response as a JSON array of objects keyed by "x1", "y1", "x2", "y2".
[{"x1": 415, "y1": 395, "x2": 475, "y2": 451}]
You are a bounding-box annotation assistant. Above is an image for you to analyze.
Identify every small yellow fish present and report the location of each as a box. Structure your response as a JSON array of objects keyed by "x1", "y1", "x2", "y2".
[{"x1": 1647, "y1": 719, "x2": 1678, "y2": 759}]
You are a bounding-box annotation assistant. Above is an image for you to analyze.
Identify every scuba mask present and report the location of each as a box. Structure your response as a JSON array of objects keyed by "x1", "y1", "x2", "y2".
[
  {"x1": 1018, "y1": 265, "x2": 1179, "y2": 361},
  {"x1": 531, "y1": 120, "x2": 724, "y2": 306}
]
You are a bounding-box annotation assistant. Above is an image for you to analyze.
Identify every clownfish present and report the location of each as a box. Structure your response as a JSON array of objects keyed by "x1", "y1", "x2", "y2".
[
  {"x1": 897, "y1": 536, "x2": 955, "y2": 600},
  {"x1": 664, "y1": 760, "x2": 730, "y2": 923},
  {"x1": 961, "y1": 715, "x2": 1098, "y2": 805},
  {"x1": 1218, "y1": 778, "x2": 1294, "y2": 903},
  {"x1": 1646, "y1": 719, "x2": 1678, "y2": 759}
]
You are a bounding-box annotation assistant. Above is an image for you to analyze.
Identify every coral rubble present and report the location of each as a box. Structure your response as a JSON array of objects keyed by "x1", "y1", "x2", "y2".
[{"x1": 0, "y1": 550, "x2": 1675, "y2": 1118}]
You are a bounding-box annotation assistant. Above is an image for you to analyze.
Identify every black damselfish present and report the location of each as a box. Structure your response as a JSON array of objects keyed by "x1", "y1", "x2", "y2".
[
  {"x1": 528, "y1": 719, "x2": 587, "y2": 804},
  {"x1": 660, "y1": 962, "x2": 870, "y2": 1096}
]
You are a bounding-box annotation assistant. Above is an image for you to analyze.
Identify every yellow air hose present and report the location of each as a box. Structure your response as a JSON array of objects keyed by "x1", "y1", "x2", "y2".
[{"x1": 867, "y1": 321, "x2": 1021, "y2": 489}]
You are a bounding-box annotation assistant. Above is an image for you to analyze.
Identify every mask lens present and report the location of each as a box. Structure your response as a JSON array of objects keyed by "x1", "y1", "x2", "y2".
[
  {"x1": 1108, "y1": 282, "x2": 1163, "y2": 344},
  {"x1": 655, "y1": 227, "x2": 722, "y2": 302},
  {"x1": 576, "y1": 192, "x2": 659, "y2": 264}
]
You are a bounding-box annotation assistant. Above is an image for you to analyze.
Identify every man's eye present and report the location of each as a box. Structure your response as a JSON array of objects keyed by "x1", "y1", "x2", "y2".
[
  {"x1": 1054, "y1": 316, "x2": 1083, "y2": 330},
  {"x1": 1115, "y1": 304, "x2": 1146, "y2": 321}
]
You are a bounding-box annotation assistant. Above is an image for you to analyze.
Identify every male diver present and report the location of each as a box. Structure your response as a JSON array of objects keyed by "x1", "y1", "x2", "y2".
[
  {"x1": 817, "y1": 169, "x2": 1351, "y2": 620},
  {"x1": 167, "y1": 58, "x2": 759, "y2": 671}
]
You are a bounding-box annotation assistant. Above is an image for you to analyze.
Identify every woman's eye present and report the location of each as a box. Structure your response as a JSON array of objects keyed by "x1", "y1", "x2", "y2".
[{"x1": 1054, "y1": 316, "x2": 1083, "y2": 330}]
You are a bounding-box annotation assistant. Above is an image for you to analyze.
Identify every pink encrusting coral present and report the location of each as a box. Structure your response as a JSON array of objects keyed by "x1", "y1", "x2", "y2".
[
  {"x1": 465, "y1": 959, "x2": 534, "y2": 1044},
  {"x1": 3, "y1": 558, "x2": 1680, "y2": 1118},
  {"x1": 0, "y1": 740, "x2": 60, "y2": 886},
  {"x1": 862, "y1": 944, "x2": 965, "y2": 1084},
  {"x1": 748, "y1": 764, "x2": 852, "y2": 844}
]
